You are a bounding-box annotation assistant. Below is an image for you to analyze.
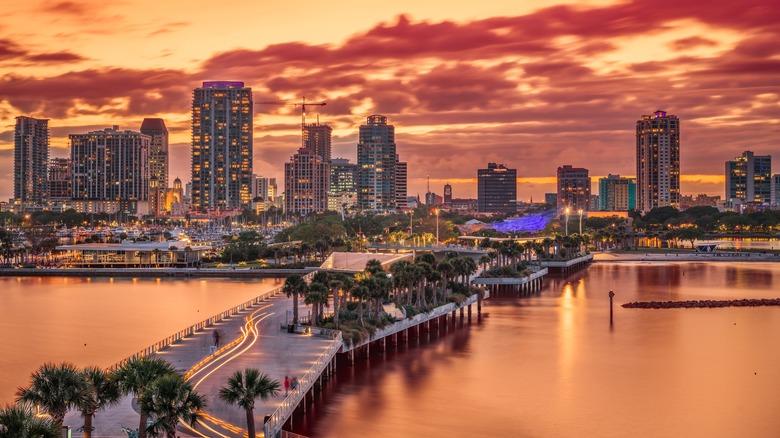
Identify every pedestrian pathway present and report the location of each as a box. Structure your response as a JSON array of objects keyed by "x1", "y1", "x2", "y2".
[{"x1": 63, "y1": 293, "x2": 333, "y2": 437}]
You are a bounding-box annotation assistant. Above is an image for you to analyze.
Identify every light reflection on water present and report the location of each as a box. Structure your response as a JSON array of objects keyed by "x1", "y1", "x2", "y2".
[
  {"x1": 301, "y1": 262, "x2": 780, "y2": 438},
  {"x1": 0, "y1": 276, "x2": 283, "y2": 404}
]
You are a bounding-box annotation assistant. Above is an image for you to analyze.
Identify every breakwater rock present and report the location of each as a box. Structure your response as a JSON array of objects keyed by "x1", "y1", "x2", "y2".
[{"x1": 622, "y1": 298, "x2": 780, "y2": 309}]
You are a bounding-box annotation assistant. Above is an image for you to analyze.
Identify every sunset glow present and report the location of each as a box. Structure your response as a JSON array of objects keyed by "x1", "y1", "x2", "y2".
[{"x1": 1, "y1": 0, "x2": 778, "y2": 201}]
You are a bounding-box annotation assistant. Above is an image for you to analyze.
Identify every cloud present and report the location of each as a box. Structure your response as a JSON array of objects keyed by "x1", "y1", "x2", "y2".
[{"x1": 23, "y1": 52, "x2": 86, "y2": 63}]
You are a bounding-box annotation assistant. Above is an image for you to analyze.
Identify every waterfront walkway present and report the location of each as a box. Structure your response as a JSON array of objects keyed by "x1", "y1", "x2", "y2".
[{"x1": 63, "y1": 293, "x2": 333, "y2": 437}]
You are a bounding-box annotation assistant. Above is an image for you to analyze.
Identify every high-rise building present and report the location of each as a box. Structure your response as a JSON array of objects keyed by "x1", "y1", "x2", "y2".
[
  {"x1": 47, "y1": 157, "x2": 71, "y2": 201},
  {"x1": 285, "y1": 122, "x2": 331, "y2": 215},
  {"x1": 557, "y1": 165, "x2": 591, "y2": 212},
  {"x1": 636, "y1": 110, "x2": 680, "y2": 212},
  {"x1": 771, "y1": 174, "x2": 780, "y2": 209},
  {"x1": 544, "y1": 193, "x2": 557, "y2": 206},
  {"x1": 477, "y1": 163, "x2": 517, "y2": 213},
  {"x1": 395, "y1": 159, "x2": 407, "y2": 209},
  {"x1": 357, "y1": 115, "x2": 399, "y2": 211},
  {"x1": 252, "y1": 175, "x2": 269, "y2": 200},
  {"x1": 443, "y1": 183, "x2": 452, "y2": 206},
  {"x1": 268, "y1": 178, "x2": 278, "y2": 203},
  {"x1": 140, "y1": 118, "x2": 168, "y2": 187},
  {"x1": 70, "y1": 126, "x2": 149, "y2": 212},
  {"x1": 725, "y1": 151, "x2": 771, "y2": 205},
  {"x1": 14, "y1": 116, "x2": 49, "y2": 206},
  {"x1": 328, "y1": 158, "x2": 358, "y2": 212},
  {"x1": 598, "y1": 174, "x2": 636, "y2": 211},
  {"x1": 191, "y1": 81, "x2": 253, "y2": 212}
]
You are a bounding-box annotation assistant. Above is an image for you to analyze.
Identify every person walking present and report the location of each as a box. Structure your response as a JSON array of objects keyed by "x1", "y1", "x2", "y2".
[{"x1": 284, "y1": 375, "x2": 290, "y2": 396}]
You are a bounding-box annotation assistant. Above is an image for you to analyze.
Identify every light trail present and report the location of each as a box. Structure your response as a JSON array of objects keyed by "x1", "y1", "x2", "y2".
[{"x1": 180, "y1": 303, "x2": 277, "y2": 437}]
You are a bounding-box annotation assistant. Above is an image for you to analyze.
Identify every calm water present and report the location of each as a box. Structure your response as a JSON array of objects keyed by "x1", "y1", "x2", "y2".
[
  {"x1": 301, "y1": 262, "x2": 780, "y2": 438},
  {"x1": 0, "y1": 276, "x2": 283, "y2": 404}
]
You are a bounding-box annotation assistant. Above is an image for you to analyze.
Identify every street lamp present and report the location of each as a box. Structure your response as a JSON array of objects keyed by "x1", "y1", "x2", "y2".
[
  {"x1": 434, "y1": 208, "x2": 440, "y2": 246},
  {"x1": 409, "y1": 210, "x2": 413, "y2": 244},
  {"x1": 578, "y1": 209, "x2": 583, "y2": 235},
  {"x1": 565, "y1": 207, "x2": 570, "y2": 236}
]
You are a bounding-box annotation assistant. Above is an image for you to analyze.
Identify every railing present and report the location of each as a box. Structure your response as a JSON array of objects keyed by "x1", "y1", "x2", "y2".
[
  {"x1": 105, "y1": 284, "x2": 285, "y2": 372},
  {"x1": 263, "y1": 333, "x2": 342, "y2": 438}
]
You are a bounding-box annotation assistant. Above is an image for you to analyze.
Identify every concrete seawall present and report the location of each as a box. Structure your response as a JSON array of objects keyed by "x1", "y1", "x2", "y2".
[{"x1": 0, "y1": 267, "x2": 315, "y2": 278}]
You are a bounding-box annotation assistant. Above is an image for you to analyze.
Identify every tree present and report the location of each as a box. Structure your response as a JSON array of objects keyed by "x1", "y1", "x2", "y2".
[
  {"x1": 0, "y1": 404, "x2": 60, "y2": 438},
  {"x1": 77, "y1": 366, "x2": 121, "y2": 438},
  {"x1": 140, "y1": 374, "x2": 204, "y2": 438},
  {"x1": 677, "y1": 227, "x2": 705, "y2": 249},
  {"x1": 218, "y1": 369, "x2": 280, "y2": 438},
  {"x1": 16, "y1": 362, "x2": 87, "y2": 430},
  {"x1": 282, "y1": 274, "x2": 308, "y2": 326},
  {"x1": 114, "y1": 357, "x2": 177, "y2": 438},
  {"x1": 304, "y1": 282, "x2": 328, "y2": 326}
]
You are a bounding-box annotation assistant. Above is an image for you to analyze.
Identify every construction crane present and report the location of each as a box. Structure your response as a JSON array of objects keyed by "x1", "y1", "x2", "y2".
[{"x1": 258, "y1": 97, "x2": 327, "y2": 148}]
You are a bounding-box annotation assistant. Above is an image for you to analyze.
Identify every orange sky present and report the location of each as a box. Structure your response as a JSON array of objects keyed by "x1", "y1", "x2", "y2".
[{"x1": 1, "y1": 0, "x2": 778, "y2": 202}]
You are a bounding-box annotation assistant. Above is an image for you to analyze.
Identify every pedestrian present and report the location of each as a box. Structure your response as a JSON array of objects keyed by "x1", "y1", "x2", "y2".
[
  {"x1": 284, "y1": 376, "x2": 290, "y2": 396},
  {"x1": 213, "y1": 330, "x2": 220, "y2": 348},
  {"x1": 291, "y1": 376, "x2": 298, "y2": 390}
]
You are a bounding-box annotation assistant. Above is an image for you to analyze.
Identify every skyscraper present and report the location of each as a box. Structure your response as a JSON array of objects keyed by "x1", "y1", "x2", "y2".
[
  {"x1": 636, "y1": 110, "x2": 680, "y2": 212},
  {"x1": 191, "y1": 81, "x2": 253, "y2": 212},
  {"x1": 772, "y1": 174, "x2": 780, "y2": 209},
  {"x1": 285, "y1": 122, "x2": 331, "y2": 215},
  {"x1": 477, "y1": 163, "x2": 517, "y2": 213},
  {"x1": 357, "y1": 115, "x2": 398, "y2": 211},
  {"x1": 557, "y1": 165, "x2": 591, "y2": 212},
  {"x1": 70, "y1": 126, "x2": 149, "y2": 211},
  {"x1": 14, "y1": 116, "x2": 49, "y2": 206},
  {"x1": 725, "y1": 151, "x2": 771, "y2": 205},
  {"x1": 598, "y1": 174, "x2": 636, "y2": 211},
  {"x1": 141, "y1": 118, "x2": 168, "y2": 216},
  {"x1": 252, "y1": 175, "x2": 270, "y2": 200}
]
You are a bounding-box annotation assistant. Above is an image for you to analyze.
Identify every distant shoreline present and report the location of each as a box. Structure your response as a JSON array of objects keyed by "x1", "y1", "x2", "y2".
[{"x1": 594, "y1": 252, "x2": 780, "y2": 263}]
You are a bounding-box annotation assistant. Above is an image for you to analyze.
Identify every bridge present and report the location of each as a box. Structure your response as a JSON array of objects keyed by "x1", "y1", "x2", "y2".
[{"x1": 366, "y1": 243, "x2": 488, "y2": 256}]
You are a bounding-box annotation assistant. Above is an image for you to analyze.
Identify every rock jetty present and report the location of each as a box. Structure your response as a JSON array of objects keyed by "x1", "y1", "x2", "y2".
[{"x1": 622, "y1": 298, "x2": 780, "y2": 309}]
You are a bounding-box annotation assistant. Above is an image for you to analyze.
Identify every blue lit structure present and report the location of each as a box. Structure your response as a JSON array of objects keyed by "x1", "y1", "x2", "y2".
[{"x1": 490, "y1": 210, "x2": 555, "y2": 233}]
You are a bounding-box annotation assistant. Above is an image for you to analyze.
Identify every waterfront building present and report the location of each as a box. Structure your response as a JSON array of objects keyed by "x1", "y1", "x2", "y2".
[
  {"x1": 56, "y1": 241, "x2": 208, "y2": 268},
  {"x1": 598, "y1": 174, "x2": 636, "y2": 211},
  {"x1": 680, "y1": 194, "x2": 721, "y2": 210},
  {"x1": 636, "y1": 110, "x2": 680, "y2": 212},
  {"x1": 725, "y1": 151, "x2": 771, "y2": 206},
  {"x1": 557, "y1": 165, "x2": 591, "y2": 212},
  {"x1": 141, "y1": 118, "x2": 168, "y2": 216},
  {"x1": 48, "y1": 157, "x2": 71, "y2": 201},
  {"x1": 285, "y1": 122, "x2": 331, "y2": 215},
  {"x1": 328, "y1": 158, "x2": 358, "y2": 212},
  {"x1": 395, "y1": 159, "x2": 407, "y2": 209},
  {"x1": 70, "y1": 126, "x2": 149, "y2": 214},
  {"x1": 191, "y1": 81, "x2": 253, "y2": 212},
  {"x1": 14, "y1": 116, "x2": 49, "y2": 206},
  {"x1": 357, "y1": 115, "x2": 400, "y2": 211},
  {"x1": 477, "y1": 163, "x2": 517, "y2": 213}
]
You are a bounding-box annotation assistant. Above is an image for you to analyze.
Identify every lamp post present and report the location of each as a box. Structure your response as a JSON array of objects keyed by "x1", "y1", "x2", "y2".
[
  {"x1": 565, "y1": 207, "x2": 570, "y2": 236},
  {"x1": 434, "y1": 208, "x2": 440, "y2": 246},
  {"x1": 409, "y1": 210, "x2": 413, "y2": 246},
  {"x1": 578, "y1": 209, "x2": 583, "y2": 235}
]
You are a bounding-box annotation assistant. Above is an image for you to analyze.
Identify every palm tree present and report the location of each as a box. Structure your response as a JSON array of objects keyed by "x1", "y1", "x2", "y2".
[
  {"x1": 218, "y1": 369, "x2": 280, "y2": 438},
  {"x1": 351, "y1": 282, "x2": 369, "y2": 326},
  {"x1": 437, "y1": 260, "x2": 454, "y2": 302},
  {"x1": 140, "y1": 374, "x2": 204, "y2": 438},
  {"x1": 0, "y1": 404, "x2": 60, "y2": 438},
  {"x1": 78, "y1": 366, "x2": 121, "y2": 438},
  {"x1": 305, "y1": 282, "x2": 328, "y2": 326},
  {"x1": 114, "y1": 357, "x2": 176, "y2": 438},
  {"x1": 282, "y1": 274, "x2": 308, "y2": 326},
  {"x1": 16, "y1": 362, "x2": 87, "y2": 430}
]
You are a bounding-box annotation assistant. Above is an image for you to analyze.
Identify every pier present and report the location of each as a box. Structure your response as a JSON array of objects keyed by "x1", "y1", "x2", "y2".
[{"x1": 537, "y1": 253, "x2": 594, "y2": 274}]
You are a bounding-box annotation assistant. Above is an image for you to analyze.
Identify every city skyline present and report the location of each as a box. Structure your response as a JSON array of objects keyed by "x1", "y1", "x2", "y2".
[{"x1": 1, "y1": 0, "x2": 779, "y2": 202}]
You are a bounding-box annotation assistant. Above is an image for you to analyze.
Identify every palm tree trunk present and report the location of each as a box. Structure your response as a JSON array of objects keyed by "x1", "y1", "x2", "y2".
[
  {"x1": 246, "y1": 407, "x2": 256, "y2": 438},
  {"x1": 293, "y1": 292, "x2": 299, "y2": 324},
  {"x1": 333, "y1": 289, "x2": 340, "y2": 329},
  {"x1": 83, "y1": 413, "x2": 93, "y2": 438},
  {"x1": 139, "y1": 408, "x2": 148, "y2": 438}
]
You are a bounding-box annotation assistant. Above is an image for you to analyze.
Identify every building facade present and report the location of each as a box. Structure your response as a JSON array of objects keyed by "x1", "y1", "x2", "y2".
[
  {"x1": 141, "y1": 118, "x2": 168, "y2": 216},
  {"x1": 191, "y1": 81, "x2": 253, "y2": 212},
  {"x1": 48, "y1": 157, "x2": 71, "y2": 201},
  {"x1": 328, "y1": 158, "x2": 358, "y2": 212},
  {"x1": 252, "y1": 175, "x2": 269, "y2": 201},
  {"x1": 636, "y1": 110, "x2": 680, "y2": 212},
  {"x1": 285, "y1": 123, "x2": 331, "y2": 215},
  {"x1": 357, "y1": 115, "x2": 398, "y2": 211},
  {"x1": 725, "y1": 151, "x2": 771, "y2": 206},
  {"x1": 443, "y1": 183, "x2": 452, "y2": 206},
  {"x1": 14, "y1": 116, "x2": 49, "y2": 206},
  {"x1": 70, "y1": 126, "x2": 149, "y2": 213},
  {"x1": 772, "y1": 174, "x2": 780, "y2": 209},
  {"x1": 395, "y1": 159, "x2": 407, "y2": 209},
  {"x1": 477, "y1": 163, "x2": 517, "y2": 213},
  {"x1": 557, "y1": 165, "x2": 591, "y2": 212},
  {"x1": 598, "y1": 174, "x2": 636, "y2": 211}
]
